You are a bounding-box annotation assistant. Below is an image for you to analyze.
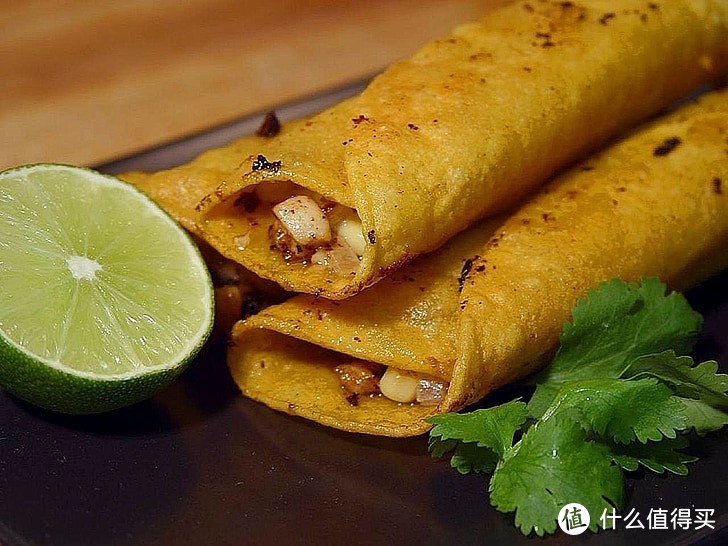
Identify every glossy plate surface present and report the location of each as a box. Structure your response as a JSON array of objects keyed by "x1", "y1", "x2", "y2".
[{"x1": 1, "y1": 83, "x2": 727, "y2": 546}]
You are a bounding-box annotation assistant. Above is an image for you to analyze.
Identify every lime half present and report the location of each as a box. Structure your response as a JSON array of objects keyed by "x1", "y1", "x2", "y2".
[{"x1": 0, "y1": 164, "x2": 214, "y2": 413}]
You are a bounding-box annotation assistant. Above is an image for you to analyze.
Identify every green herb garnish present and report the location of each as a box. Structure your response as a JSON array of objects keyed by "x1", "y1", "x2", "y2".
[{"x1": 427, "y1": 277, "x2": 728, "y2": 536}]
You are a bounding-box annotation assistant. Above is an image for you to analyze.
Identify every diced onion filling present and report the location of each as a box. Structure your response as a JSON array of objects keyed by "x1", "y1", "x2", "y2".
[
  {"x1": 272, "y1": 195, "x2": 332, "y2": 246},
  {"x1": 379, "y1": 367, "x2": 448, "y2": 406},
  {"x1": 265, "y1": 191, "x2": 366, "y2": 268},
  {"x1": 312, "y1": 245, "x2": 360, "y2": 275},
  {"x1": 415, "y1": 376, "x2": 448, "y2": 406},
  {"x1": 234, "y1": 184, "x2": 368, "y2": 272},
  {"x1": 335, "y1": 362, "x2": 448, "y2": 406},
  {"x1": 336, "y1": 218, "x2": 367, "y2": 256}
]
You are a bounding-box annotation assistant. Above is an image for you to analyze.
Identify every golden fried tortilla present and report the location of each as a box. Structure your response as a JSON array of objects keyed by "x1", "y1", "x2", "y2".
[
  {"x1": 200, "y1": 0, "x2": 728, "y2": 299},
  {"x1": 228, "y1": 88, "x2": 728, "y2": 436}
]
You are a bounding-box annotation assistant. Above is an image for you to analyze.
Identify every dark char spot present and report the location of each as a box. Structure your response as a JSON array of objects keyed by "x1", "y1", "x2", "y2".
[
  {"x1": 252, "y1": 154, "x2": 282, "y2": 174},
  {"x1": 653, "y1": 137, "x2": 682, "y2": 157}
]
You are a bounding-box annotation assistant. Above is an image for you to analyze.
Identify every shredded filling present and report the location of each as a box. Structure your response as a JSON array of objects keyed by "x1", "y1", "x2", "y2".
[
  {"x1": 334, "y1": 361, "x2": 448, "y2": 407},
  {"x1": 334, "y1": 361, "x2": 385, "y2": 406},
  {"x1": 234, "y1": 183, "x2": 366, "y2": 275}
]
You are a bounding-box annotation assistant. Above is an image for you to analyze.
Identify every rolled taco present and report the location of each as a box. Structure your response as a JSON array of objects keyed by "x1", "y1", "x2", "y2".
[
  {"x1": 200, "y1": 0, "x2": 728, "y2": 299},
  {"x1": 228, "y1": 88, "x2": 728, "y2": 436}
]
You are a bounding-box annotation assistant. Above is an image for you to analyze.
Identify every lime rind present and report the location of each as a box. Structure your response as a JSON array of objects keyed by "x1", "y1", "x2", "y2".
[
  {"x1": 0, "y1": 332, "x2": 190, "y2": 414},
  {"x1": 0, "y1": 163, "x2": 214, "y2": 413}
]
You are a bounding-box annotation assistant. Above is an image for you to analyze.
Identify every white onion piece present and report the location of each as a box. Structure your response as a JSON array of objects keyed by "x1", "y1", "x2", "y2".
[
  {"x1": 272, "y1": 195, "x2": 332, "y2": 245},
  {"x1": 311, "y1": 245, "x2": 360, "y2": 275},
  {"x1": 416, "y1": 377, "x2": 447, "y2": 406},
  {"x1": 336, "y1": 218, "x2": 367, "y2": 257},
  {"x1": 311, "y1": 249, "x2": 329, "y2": 266}
]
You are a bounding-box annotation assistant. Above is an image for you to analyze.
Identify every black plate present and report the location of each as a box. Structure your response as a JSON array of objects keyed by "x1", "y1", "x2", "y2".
[{"x1": 1, "y1": 82, "x2": 727, "y2": 546}]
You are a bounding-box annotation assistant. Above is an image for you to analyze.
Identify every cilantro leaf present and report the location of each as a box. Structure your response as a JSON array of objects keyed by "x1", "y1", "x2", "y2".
[
  {"x1": 549, "y1": 278, "x2": 701, "y2": 380},
  {"x1": 428, "y1": 437, "x2": 457, "y2": 459},
  {"x1": 427, "y1": 400, "x2": 528, "y2": 458},
  {"x1": 428, "y1": 437, "x2": 499, "y2": 474},
  {"x1": 609, "y1": 436, "x2": 696, "y2": 475},
  {"x1": 528, "y1": 278, "x2": 702, "y2": 417},
  {"x1": 543, "y1": 378, "x2": 687, "y2": 443},
  {"x1": 449, "y1": 442, "x2": 499, "y2": 474},
  {"x1": 623, "y1": 351, "x2": 728, "y2": 407},
  {"x1": 489, "y1": 415, "x2": 624, "y2": 536},
  {"x1": 677, "y1": 397, "x2": 728, "y2": 435},
  {"x1": 526, "y1": 383, "x2": 560, "y2": 419}
]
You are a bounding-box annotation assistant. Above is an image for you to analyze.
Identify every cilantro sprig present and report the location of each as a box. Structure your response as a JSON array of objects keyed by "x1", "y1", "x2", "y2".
[{"x1": 427, "y1": 278, "x2": 728, "y2": 536}]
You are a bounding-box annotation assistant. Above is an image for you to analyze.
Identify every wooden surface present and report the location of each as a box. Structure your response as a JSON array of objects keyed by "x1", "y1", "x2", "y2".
[{"x1": 1, "y1": 0, "x2": 505, "y2": 171}]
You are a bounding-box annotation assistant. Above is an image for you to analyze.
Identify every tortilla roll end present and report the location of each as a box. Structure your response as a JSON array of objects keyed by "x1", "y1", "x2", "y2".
[{"x1": 229, "y1": 327, "x2": 438, "y2": 437}]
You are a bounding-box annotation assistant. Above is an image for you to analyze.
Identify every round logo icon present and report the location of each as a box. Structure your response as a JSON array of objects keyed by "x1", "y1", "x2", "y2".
[{"x1": 558, "y1": 503, "x2": 590, "y2": 535}]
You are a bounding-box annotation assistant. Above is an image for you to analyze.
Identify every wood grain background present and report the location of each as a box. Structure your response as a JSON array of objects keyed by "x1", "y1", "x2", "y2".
[{"x1": 1, "y1": 0, "x2": 506, "y2": 170}]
